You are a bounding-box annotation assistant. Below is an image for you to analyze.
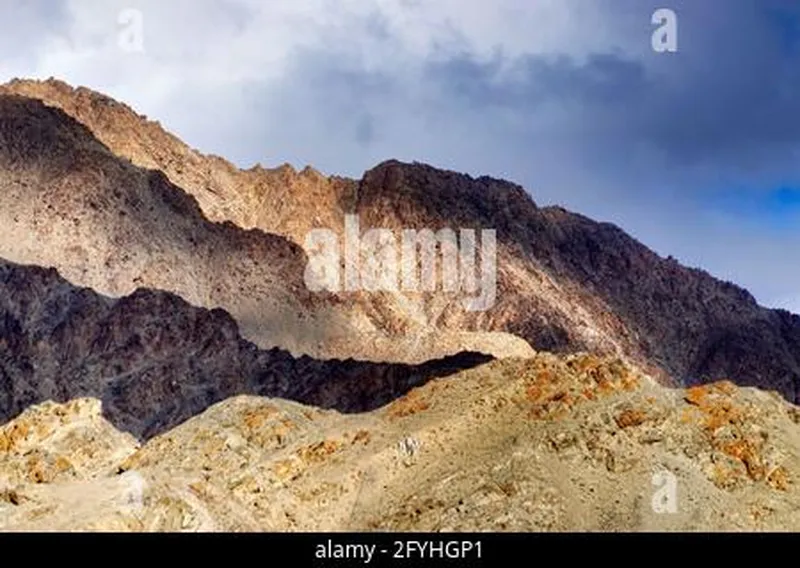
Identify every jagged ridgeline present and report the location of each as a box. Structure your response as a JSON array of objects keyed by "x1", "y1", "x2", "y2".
[{"x1": 0, "y1": 79, "x2": 798, "y2": 403}]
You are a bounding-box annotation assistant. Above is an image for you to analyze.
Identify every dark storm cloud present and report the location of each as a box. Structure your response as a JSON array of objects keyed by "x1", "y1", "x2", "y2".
[
  {"x1": 425, "y1": 5, "x2": 800, "y2": 178},
  {"x1": 247, "y1": 0, "x2": 800, "y2": 181},
  {"x1": 239, "y1": 0, "x2": 800, "y2": 311}
]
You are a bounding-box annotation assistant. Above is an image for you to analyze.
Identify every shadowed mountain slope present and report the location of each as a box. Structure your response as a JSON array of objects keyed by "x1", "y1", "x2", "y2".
[
  {"x1": 352, "y1": 161, "x2": 800, "y2": 403},
  {"x1": 2, "y1": 78, "x2": 799, "y2": 403},
  {"x1": 0, "y1": 257, "x2": 492, "y2": 440}
]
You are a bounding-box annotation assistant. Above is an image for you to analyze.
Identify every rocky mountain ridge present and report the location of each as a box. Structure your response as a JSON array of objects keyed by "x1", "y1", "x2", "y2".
[
  {"x1": 0, "y1": 256, "x2": 495, "y2": 440},
  {"x1": 0, "y1": 89, "x2": 530, "y2": 364},
  {"x1": 2, "y1": 78, "x2": 797, "y2": 403}
]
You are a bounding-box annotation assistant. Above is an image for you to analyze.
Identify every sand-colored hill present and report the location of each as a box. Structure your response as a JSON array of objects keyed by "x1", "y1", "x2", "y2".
[{"x1": 0, "y1": 352, "x2": 796, "y2": 531}]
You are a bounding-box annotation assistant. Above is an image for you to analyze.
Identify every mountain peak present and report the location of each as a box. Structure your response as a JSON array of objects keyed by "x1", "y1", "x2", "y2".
[
  {"x1": 0, "y1": 77, "x2": 798, "y2": 532},
  {"x1": 2, "y1": 77, "x2": 799, "y2": 406}
]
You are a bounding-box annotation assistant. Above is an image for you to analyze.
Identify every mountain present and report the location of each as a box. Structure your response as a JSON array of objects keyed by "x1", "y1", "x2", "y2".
[
  {"x1": 0, "y1": 256, "x2": 494, "y2": 440},
  {"x1": 353, "y1": 161, "x2": 800, "y2": 404},
  {"x1": 2, "y1": 78, "x2": 798, "y2": 403},
  {"x1": 0, "y1": 87, "x2": 530, "y2": 364},
  {"x1": 0, "y1": 279, "x2": 797, "y2": 529},
  {"x1": 0, "y1": 78, "x2": 357, "y2": 243},
  {"x1": 0, "y1": 77, "x2": 797, "y2": 532}
]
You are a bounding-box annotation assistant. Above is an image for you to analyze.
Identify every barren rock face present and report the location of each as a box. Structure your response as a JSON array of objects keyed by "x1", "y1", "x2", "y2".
[
  {"x1": 3, "y1": 79, "x2": 797, "y2": 402},
  {"x1": 0, "y1": 257, "x2": 493, "y2": 439},
  {"x1": 0, "y1": 88, "x2": 530, "y2": 364},
  {"x1": 0, "y1": 92, "x2": 343, "y2": 357},
  {"x1": 352, "y1": 161, "x2": 800, "y2": 403},
  {"x1": 0, "y1": 78, "x2": 359, "y2": 244}
]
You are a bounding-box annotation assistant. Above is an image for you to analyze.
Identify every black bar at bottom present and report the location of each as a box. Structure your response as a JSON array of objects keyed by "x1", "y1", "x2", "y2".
[{"x1": 0, "y1": 532, "x2": 789, "y2": 565}]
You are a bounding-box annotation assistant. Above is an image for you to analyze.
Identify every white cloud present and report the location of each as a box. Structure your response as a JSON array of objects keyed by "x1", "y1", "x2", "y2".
[
  {"x1": 3, "y1": 1, "x2": 800, "y2": 315},
  {"x1": 4, "y1": 1, "x2": 650, "y2": 107}
]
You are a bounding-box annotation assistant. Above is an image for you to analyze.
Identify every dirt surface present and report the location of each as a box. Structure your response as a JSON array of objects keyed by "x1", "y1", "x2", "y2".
[{"x1": 0, "y1": 353, "x2": 796, "y2": 531}]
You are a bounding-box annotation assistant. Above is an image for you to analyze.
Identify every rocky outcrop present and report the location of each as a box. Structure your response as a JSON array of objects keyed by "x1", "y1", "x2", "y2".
[
  {"x1": 352, "y1": 161, "x2": 800, "y2": 403},
  {"x1": 0, "y1": 351, "x2": 796, "y2": 531},
  {"x1": 0, "y1": 257, "x2": 492, "y2": 440}
]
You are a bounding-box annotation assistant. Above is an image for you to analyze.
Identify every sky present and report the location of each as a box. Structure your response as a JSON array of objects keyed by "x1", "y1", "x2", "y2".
[{"x1": 3, "y1": 0, "x2": 800, "y2": 312}]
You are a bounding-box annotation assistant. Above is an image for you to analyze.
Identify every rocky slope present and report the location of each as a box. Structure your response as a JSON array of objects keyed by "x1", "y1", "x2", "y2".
[
  {"x1": 353, "y1": 162, "x2": 800, "y2": 404},
  {"x1": 0, "y1": 91, "x2": 338, "y2": 357},
  {"x1": 0, "y1": 255, "x2": 795, "y2": 532},
  {"x1": 3, "y1": 78, "x2": 798, "y2": 403},
  {"x1": 0, "y1": 257, "x2": 500, "y2": 440},
  {"x1": 0, "y1": 90, "x2": 529, "y2": 363},
  {"x1": 0, "y1": 350, "x2": 796, "y2": 531},
  {"x1": 0, "y1": 78, "x2": 356, "y2": 243}
]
